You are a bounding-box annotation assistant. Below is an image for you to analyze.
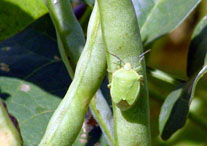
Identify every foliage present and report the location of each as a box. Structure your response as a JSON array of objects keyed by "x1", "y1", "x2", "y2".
[{"x1": 0, "y1": 0, "x2": 207, "y2": 146}]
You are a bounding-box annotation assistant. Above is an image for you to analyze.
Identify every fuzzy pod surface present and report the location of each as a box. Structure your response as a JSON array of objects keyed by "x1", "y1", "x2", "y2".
[
  {"x1": 97, "y1": 0, "x2": 151, "y2": 145},
  {"x1": 39, "y1": 1, "x2": 107, "y2": 145},
  {"x1": 44, "y1": 0, "x2": 85, "y2": 77}
]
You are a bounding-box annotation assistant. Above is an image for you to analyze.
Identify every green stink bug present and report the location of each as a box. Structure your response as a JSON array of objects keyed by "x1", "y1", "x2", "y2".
[
  {"x1": 110, "y1": 63, "x2": 142, "y2": 111},
  {"x1": 108, "y1": 50, "x2": 150, "y2": 111}
]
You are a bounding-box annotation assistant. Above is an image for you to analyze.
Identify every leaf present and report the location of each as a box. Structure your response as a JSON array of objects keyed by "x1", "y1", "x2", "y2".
[
  {"x1": 0, "y1": 0, "x2": 47, "y2": 41},
  {"x1": 187, "y1": 16, "x2": 207, "y2": 77},
  {"x1": 159, "y1": 65, "x2": 207, "y2": 140},
  {"x1": 132, "y1": 0, "x2": 154, "y2": 28},
  {"x1": 0, "y1": 17, "x2": 71, "y2": 145},
  {"x1": 133, "y1": 0, "x2": 201, "y2": 44},
  {"x1": 0, "y1": 77, "x2": 61, "y2": 146}
]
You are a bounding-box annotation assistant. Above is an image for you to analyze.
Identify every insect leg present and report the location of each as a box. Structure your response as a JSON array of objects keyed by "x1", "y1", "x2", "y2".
[{"x1": 134, "y1": 66, "x2": 142, "y2": 72}]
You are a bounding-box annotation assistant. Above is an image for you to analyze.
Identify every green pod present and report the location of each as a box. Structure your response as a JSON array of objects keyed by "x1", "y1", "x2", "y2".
[
  {"x1": 97, "y1": 0, "x2": 151, "y2": 145},
  {"x1": 44, "y1": 0, "x2": 85, "y2": 77},
  {"x1": 0, "y1": 99, "x2": 22, "y2": 146},
  {"x1": 39, "y1": 2, "x2": 107, "y2": 146},
  {"x1": 43, "y1": 0, "x2": 114, "y2": 145}
]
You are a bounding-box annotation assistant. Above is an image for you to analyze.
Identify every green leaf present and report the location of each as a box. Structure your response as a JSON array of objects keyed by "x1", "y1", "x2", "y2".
[
  {"x1": 133, "y1": 0, "x2": 201, "y2": 44},
  {"x1": 0, "y1": 0, "x2": 47, "y2": 41},
  {"x1": 0, "y1": 18, "x2": 71, "y2": 145},
  {"x1": 132, "y1": 0, "x2": 154, "y2": 28},
  {"x1": 187, "y1": 16, "x2": 207, "y2": 77},
  {"x1": 159, "y1": 65, "x2": 207, "y2": 140},
  {"x1": 0, "y1": 77, "x2": 61, "y2": 146}
]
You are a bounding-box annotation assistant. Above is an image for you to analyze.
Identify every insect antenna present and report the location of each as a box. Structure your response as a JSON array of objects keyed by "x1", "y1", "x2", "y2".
[
  {"x1": 139, "y1": 49, "x2": 151, "y2": 63},
  {"x1": 139, "y1": 49, "x2": 151, "y2": 58},
  {"x1": 106, "y1": 51, "x2": 125, "y2": 67}
]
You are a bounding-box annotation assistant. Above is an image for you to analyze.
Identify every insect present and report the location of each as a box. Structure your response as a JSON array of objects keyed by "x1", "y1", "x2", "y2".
[{"x1": 108, "y1": 50, "x2": 150, "y2": 111}]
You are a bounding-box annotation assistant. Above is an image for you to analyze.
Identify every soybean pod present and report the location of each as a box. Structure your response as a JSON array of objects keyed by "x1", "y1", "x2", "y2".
[
  {"x1": 44, "y1": 0, "x2": 85, "y2": 77},
  {"x1": 97, "y1": 0, "x2": 151, "y2": 145},
  {"x1": 42, "y1": 0, "x2": 114, "y2": 145},
  {"x1": 39, "y1": 1, "x2": 107, "y2": 145},
  {"x1": 0, "y1": 99, "x2": 22, "y2": 146}
]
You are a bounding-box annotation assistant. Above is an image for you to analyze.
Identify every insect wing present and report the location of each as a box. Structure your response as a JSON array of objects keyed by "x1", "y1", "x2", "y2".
[
  {"x1": 111, "y1": 75, "x2": 123, "y2": 104},
  {"x1": 126, "y1": 80, "x2": 140, "y2": 105},
  {"x1": 111, "y1": 69, "x2": 140, "y2": 106}
]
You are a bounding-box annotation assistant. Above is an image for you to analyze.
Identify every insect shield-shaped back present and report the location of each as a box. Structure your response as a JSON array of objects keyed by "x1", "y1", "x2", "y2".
[{"x1": 110, "y1": 63, "x2": 142, "y2": 111}]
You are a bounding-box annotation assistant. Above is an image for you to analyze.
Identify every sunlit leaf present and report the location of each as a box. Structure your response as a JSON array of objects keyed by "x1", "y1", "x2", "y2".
[
  {"x1": 132, "y1": 0, "x2": 201, "y2": 44},
  {"x1": 0, "y1": 0, "x2": 47, "y2": 41}
]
